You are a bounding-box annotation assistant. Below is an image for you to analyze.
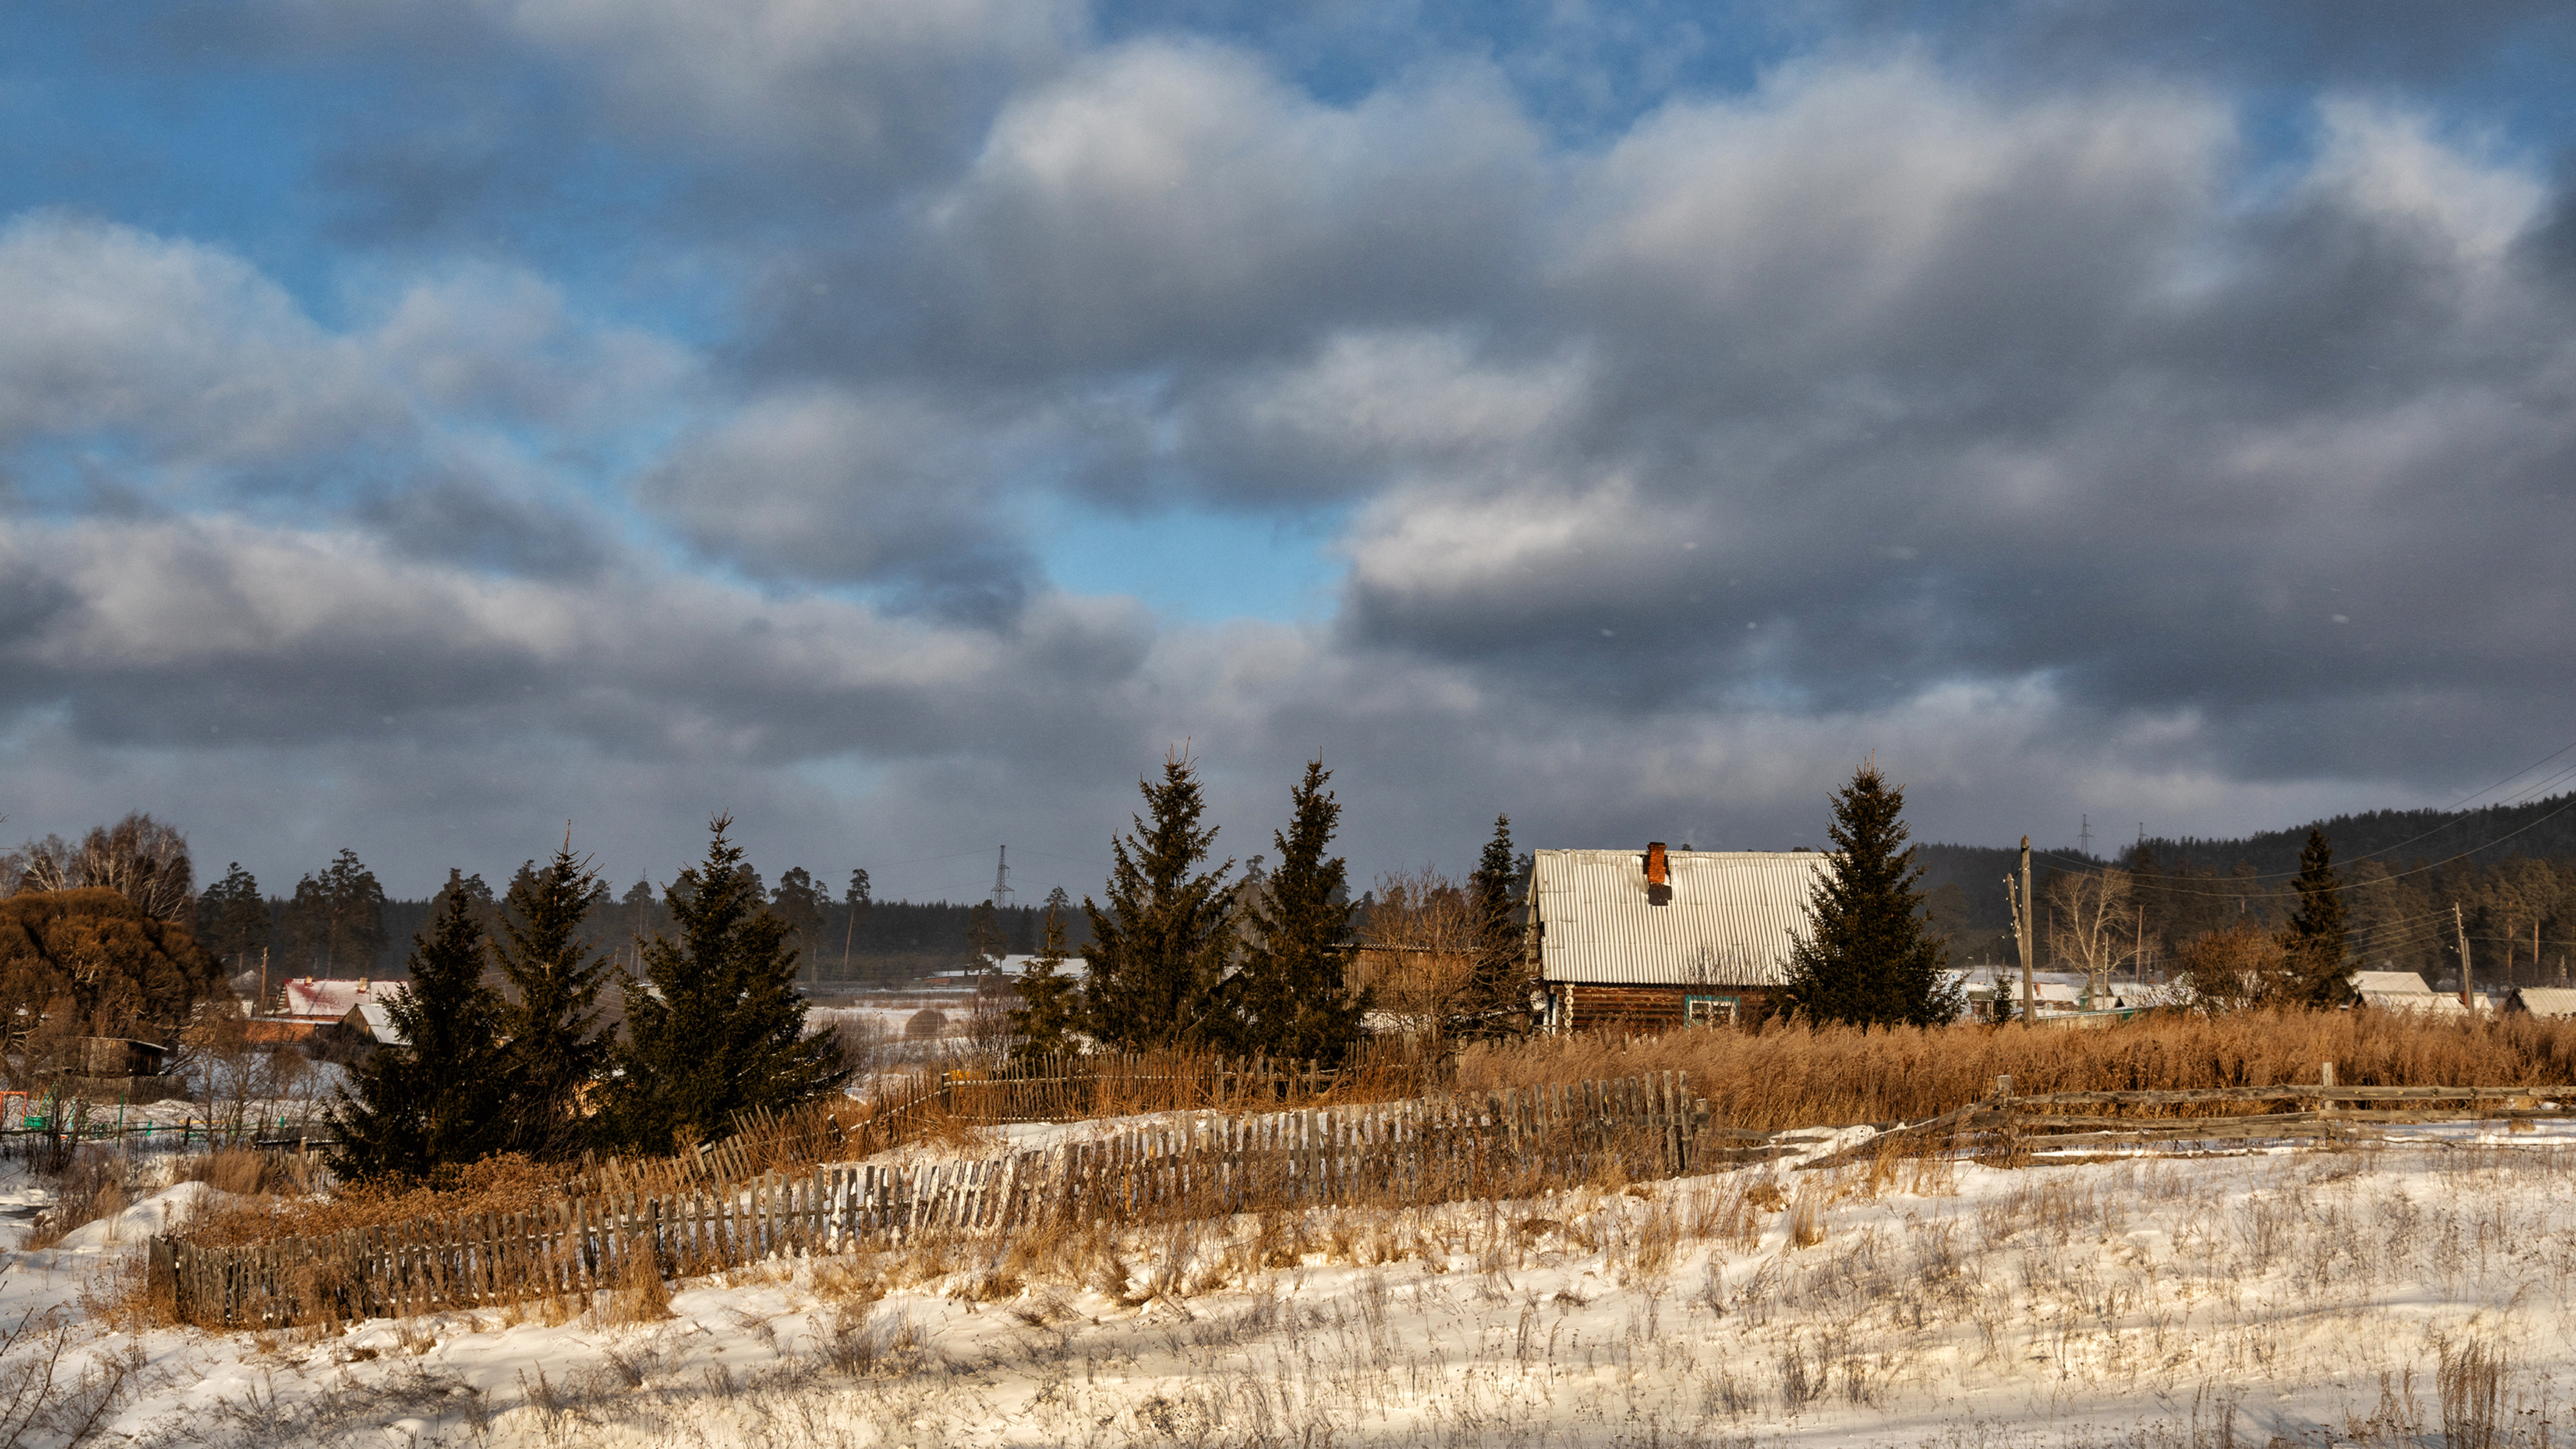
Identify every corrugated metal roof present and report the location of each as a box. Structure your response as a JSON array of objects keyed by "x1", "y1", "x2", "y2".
[
  {"x1": 355, "y1": 1001, "x2": 408, "y2": 1046},
  {"x1": 2511, "y1": 987, "x2": 2576, "y2": 1018},
  {"x1": 282, "y1": 978, "x2": 404, "y2": 1020},
  {"x1": 2360, "y1": 990, "x2": 2467, "y2": 1015},
  {"x1": 1531, "y1": 849, "x2": 1829, "y2": 985}
]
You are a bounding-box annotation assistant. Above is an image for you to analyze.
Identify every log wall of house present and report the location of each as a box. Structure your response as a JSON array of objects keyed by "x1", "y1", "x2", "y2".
[{"x1": 1557, "y1": 984, "x2": 1774, "y2": 1032}]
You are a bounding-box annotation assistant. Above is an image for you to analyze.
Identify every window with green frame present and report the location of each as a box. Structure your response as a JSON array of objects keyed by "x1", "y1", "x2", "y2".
[{"x1": 1684, "y1": 993, "x2": 1740, "y2": 1026}]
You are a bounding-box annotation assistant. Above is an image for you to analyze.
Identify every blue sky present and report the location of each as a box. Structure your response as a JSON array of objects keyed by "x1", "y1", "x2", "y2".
[{"x1": 3, "y1": 1, "x2": 2574, "y2": 902}]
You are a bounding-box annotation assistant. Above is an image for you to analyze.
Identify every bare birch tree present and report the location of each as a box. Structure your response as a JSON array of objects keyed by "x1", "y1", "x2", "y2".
[{"x1": 2045, "y1": 868, "x2": 2135, "y2": 1005}]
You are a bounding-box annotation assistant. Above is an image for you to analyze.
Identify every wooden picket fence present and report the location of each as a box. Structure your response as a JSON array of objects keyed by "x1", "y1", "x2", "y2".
[
  {"x1": 556, "y1": 1047, "x2": 1440, "y2": 1202},
  {"x1": 922, "y1": 1045, "x2": 1438, "y2": 1123},
  {"x1": 157, "y1": 1071, "x2": 1705, "y2": 1328}
]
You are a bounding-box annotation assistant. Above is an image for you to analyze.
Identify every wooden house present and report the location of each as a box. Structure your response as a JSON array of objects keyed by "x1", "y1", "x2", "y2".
[{"x1": 1526, "y1": 845, "x2": 1829, "y2": 1031}]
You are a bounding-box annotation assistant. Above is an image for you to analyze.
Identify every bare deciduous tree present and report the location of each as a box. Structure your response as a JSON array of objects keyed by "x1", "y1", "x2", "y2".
[
  {"x1": 5, "y1": 813, "x2": 195, "y2": 922},
  {"x1": 1352, "y1": 868, "x2": 1476, "y2": 1042},
  {"x1": 2046, "y1": 868, "x2": 2135, "y2": 1005},
  {"x1": 2174, "y1": 924, "x2": 2292, "y2": 1013}
]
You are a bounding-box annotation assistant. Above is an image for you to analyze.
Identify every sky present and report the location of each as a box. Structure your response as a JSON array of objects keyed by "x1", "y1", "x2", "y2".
[{"x1": 2, "y1": 1, "x2": 2573, "y2": 904}]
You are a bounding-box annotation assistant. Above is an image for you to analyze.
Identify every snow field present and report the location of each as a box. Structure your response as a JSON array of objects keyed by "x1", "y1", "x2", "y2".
[{"x1": 8, "y1": 1133, "x2": 2576, "y2": 1446}]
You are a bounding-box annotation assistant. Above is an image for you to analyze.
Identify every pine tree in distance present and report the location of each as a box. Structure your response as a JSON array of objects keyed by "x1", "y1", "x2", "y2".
[
  {"x1": 1233, "y1": 758, "x2": 1367, "y2": 1062},
  {"x1": 1010, "y1": 907, "x2": 1085, "y2": 1061},
  {"x1": 492, "y1": 834, "x2": 612, "y2": 1158},
  {"x1": 329, "y1": 874, "x2": 509, "y2": 1181},
  {"x1": 1083, "y1": 750, "x2": 1237, "y2": 1049},
  {"x1": 1454, "y1": 815, "x2": 1529, "y2": 1038},
  {"x1": 608, "y1": 815, "x2": 851, "y2": 1152},
  {"x1": 2278, "y1": 827, "x2": 2347, "y2": 1005},
  {"x1": 1776, "y1": 759, "x2": 1961, "y2": 1028}
]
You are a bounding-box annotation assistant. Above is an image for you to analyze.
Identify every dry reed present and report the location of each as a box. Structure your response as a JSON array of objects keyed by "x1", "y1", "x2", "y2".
[{"x1": 1457, "y1": 1010, "x2": 2576, "y2": 1132}]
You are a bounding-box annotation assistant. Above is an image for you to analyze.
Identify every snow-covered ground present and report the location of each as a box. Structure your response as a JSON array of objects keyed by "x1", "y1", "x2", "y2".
[{"x1": 7, "y1": 1127, "x2": 2576, "y2": 1446}]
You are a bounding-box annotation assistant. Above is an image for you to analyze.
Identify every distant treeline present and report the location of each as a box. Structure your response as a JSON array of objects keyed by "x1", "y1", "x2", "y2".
[
  {"x1": 1914, "y1": 790, "x2": 2576, "y2": 986},
  {"x1": 210, "y1": 871, "x2": 1093, "y2": 989}
]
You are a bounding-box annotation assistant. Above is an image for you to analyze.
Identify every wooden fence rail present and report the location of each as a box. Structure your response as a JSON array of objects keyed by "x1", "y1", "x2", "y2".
[
  {"x1": 1794, "y1": 1071, "x2": 2576, "y2": 1169},
  {"x1": 157, "y1": 1071, "x2": 1705, "y2": 1329}
]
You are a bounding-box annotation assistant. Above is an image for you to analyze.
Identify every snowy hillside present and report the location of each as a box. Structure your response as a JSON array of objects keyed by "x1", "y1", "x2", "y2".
[{"x1": 5, "y1": 1127, "x2": 2574, "y2": 1447}]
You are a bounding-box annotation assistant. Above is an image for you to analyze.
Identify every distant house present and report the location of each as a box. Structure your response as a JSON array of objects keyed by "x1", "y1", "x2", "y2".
[
  {"x1": 2505, "y1": 986, "x2": 2576, "y2": 1019},
  {"x1": 74, "y1": 1037, "x2": 169, "y2": 1078},
  {"x1": 1526, "y1": 846, "x2": 1829, "y2": 1031},
  {"x1": 280, "y1": 977, "x2": 405, "y2": 1021},
  {"x1": 245, "y1": 1019, "x2": 326, "y2": 1046},
  {"x1": 2345, "y1": 970, "x2": 2466, "y2": 1015}
]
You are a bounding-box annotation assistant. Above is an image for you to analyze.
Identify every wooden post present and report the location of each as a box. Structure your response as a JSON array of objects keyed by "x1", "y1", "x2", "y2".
[{"x1": 2457, "y1": 904, "x2": 2474, "y2": 1010}]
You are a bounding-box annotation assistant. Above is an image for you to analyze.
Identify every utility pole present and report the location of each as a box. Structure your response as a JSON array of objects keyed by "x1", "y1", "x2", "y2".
[
  {"x1": 2017, "y1": 837, "x2": 2037, "y2": 1023},
  {"x1": 2455, "y1": 903, "x2": 2472, "y2": 1010},
  {"x1": 2079, "y1": 814, "x2": 2092, "y2": 859}
]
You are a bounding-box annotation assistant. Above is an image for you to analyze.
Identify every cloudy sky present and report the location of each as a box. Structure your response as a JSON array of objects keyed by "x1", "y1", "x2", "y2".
[{"x1": 3, "y1": 2, "x2": 2572, "y2": 903}]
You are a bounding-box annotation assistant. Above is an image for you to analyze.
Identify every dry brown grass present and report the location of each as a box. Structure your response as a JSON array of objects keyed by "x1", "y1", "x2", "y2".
[
  {"x1": 177, "y1": 1147, "x2": 327, "y2": 1197},
  {"x1": 21, "y1": 1145, "x2": 129, "y2": 1250},
  {"x1": 1457, "y1": 1009, "x2": 2576, "y2": 1131},
  {"x1": 183, "y1": 1152, "x2": 563, "y2": 1247},
  {"x1": 604, "y1": 1249, "x2": 673, "y2": 1325}
]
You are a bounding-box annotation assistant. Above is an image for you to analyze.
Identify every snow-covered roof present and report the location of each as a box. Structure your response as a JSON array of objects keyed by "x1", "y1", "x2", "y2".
[
  {"x1": 2348, "y1": 970, "x2": 2434, "y2": 996},
  {"x1": 352, "y1": 1001, "x2": 408, "y2": 1046},
  {"x1": 2511, "y1": 987, "x2": 2576, "y2": 1019},
  {"x1": 1529, "y1": 849, "x2": 1829, "y2": 986}
]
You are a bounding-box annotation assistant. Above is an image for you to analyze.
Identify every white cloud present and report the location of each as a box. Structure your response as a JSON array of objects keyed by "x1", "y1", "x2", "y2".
[
  {"x1": 2304, "y1": 99, "x2": 2545, "y2": 265},
  {"x1": 0, "y1": 212, "x2": 397, "y2": 472}
]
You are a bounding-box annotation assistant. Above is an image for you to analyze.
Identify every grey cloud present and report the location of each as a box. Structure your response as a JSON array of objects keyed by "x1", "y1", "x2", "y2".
[
  {"x1": 760, "y1": 43, "x2": 1544, "y2": 384},
  {"x1": 489, "y1": 0, "x2": 1082, "y2": 184},
  {"x1": 361, "y1": 472, "x2": 614, "y2": 579},
  {"x1": 1313, "y1": 70, "x2": 2576, "y2": 793},
  {"x1": 1833, "y1": 0, "x2": 2576, "y2": 96},
  {"x1": 634, "y1": 387, "x2": 1037, "y2": 618},
  {"x1": 0, "y1": 514, "x2": 1158, "y2": 764}
]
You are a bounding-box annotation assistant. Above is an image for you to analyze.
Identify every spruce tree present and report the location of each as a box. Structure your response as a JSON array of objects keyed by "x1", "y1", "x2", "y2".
[
  {"x1": 328, "y1": 874, "x2": 508, "y2": 1180},
  {"x1": 1009, "y1": 907, "x2": 1085, "y2": 1061},
  {"x1": 283, "y1": 849, "x2": 387, "y2": 975},
  {"x1": 2278, "y1": 828, "x2": 2347, "y2": 1005},
  {"x1": 966, "y1": 899, "x2": 1007, "y2": 972},
  {"x1": 1453, "y1": 815, "x2": 1529, "y2": 1038},
  {"x1": 492, "y1": 837, "x2": 612, "y2": 1158},
  {"x1": 1083, "y1": 751, "x2": 1237, "y2": 1049},
  {"x1": 1232, "y1": 759, "x2": 1367, "y2": 1062},
  {"x1": 606, "y1": 816, "x2": 851, "y2": 1152},
  {"x1": 1775, "y1": 761, "x2": 1961, "y2": 1028},
  {"x1": 196, "y1": 862, "x2": 271, "y2": 982}
]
